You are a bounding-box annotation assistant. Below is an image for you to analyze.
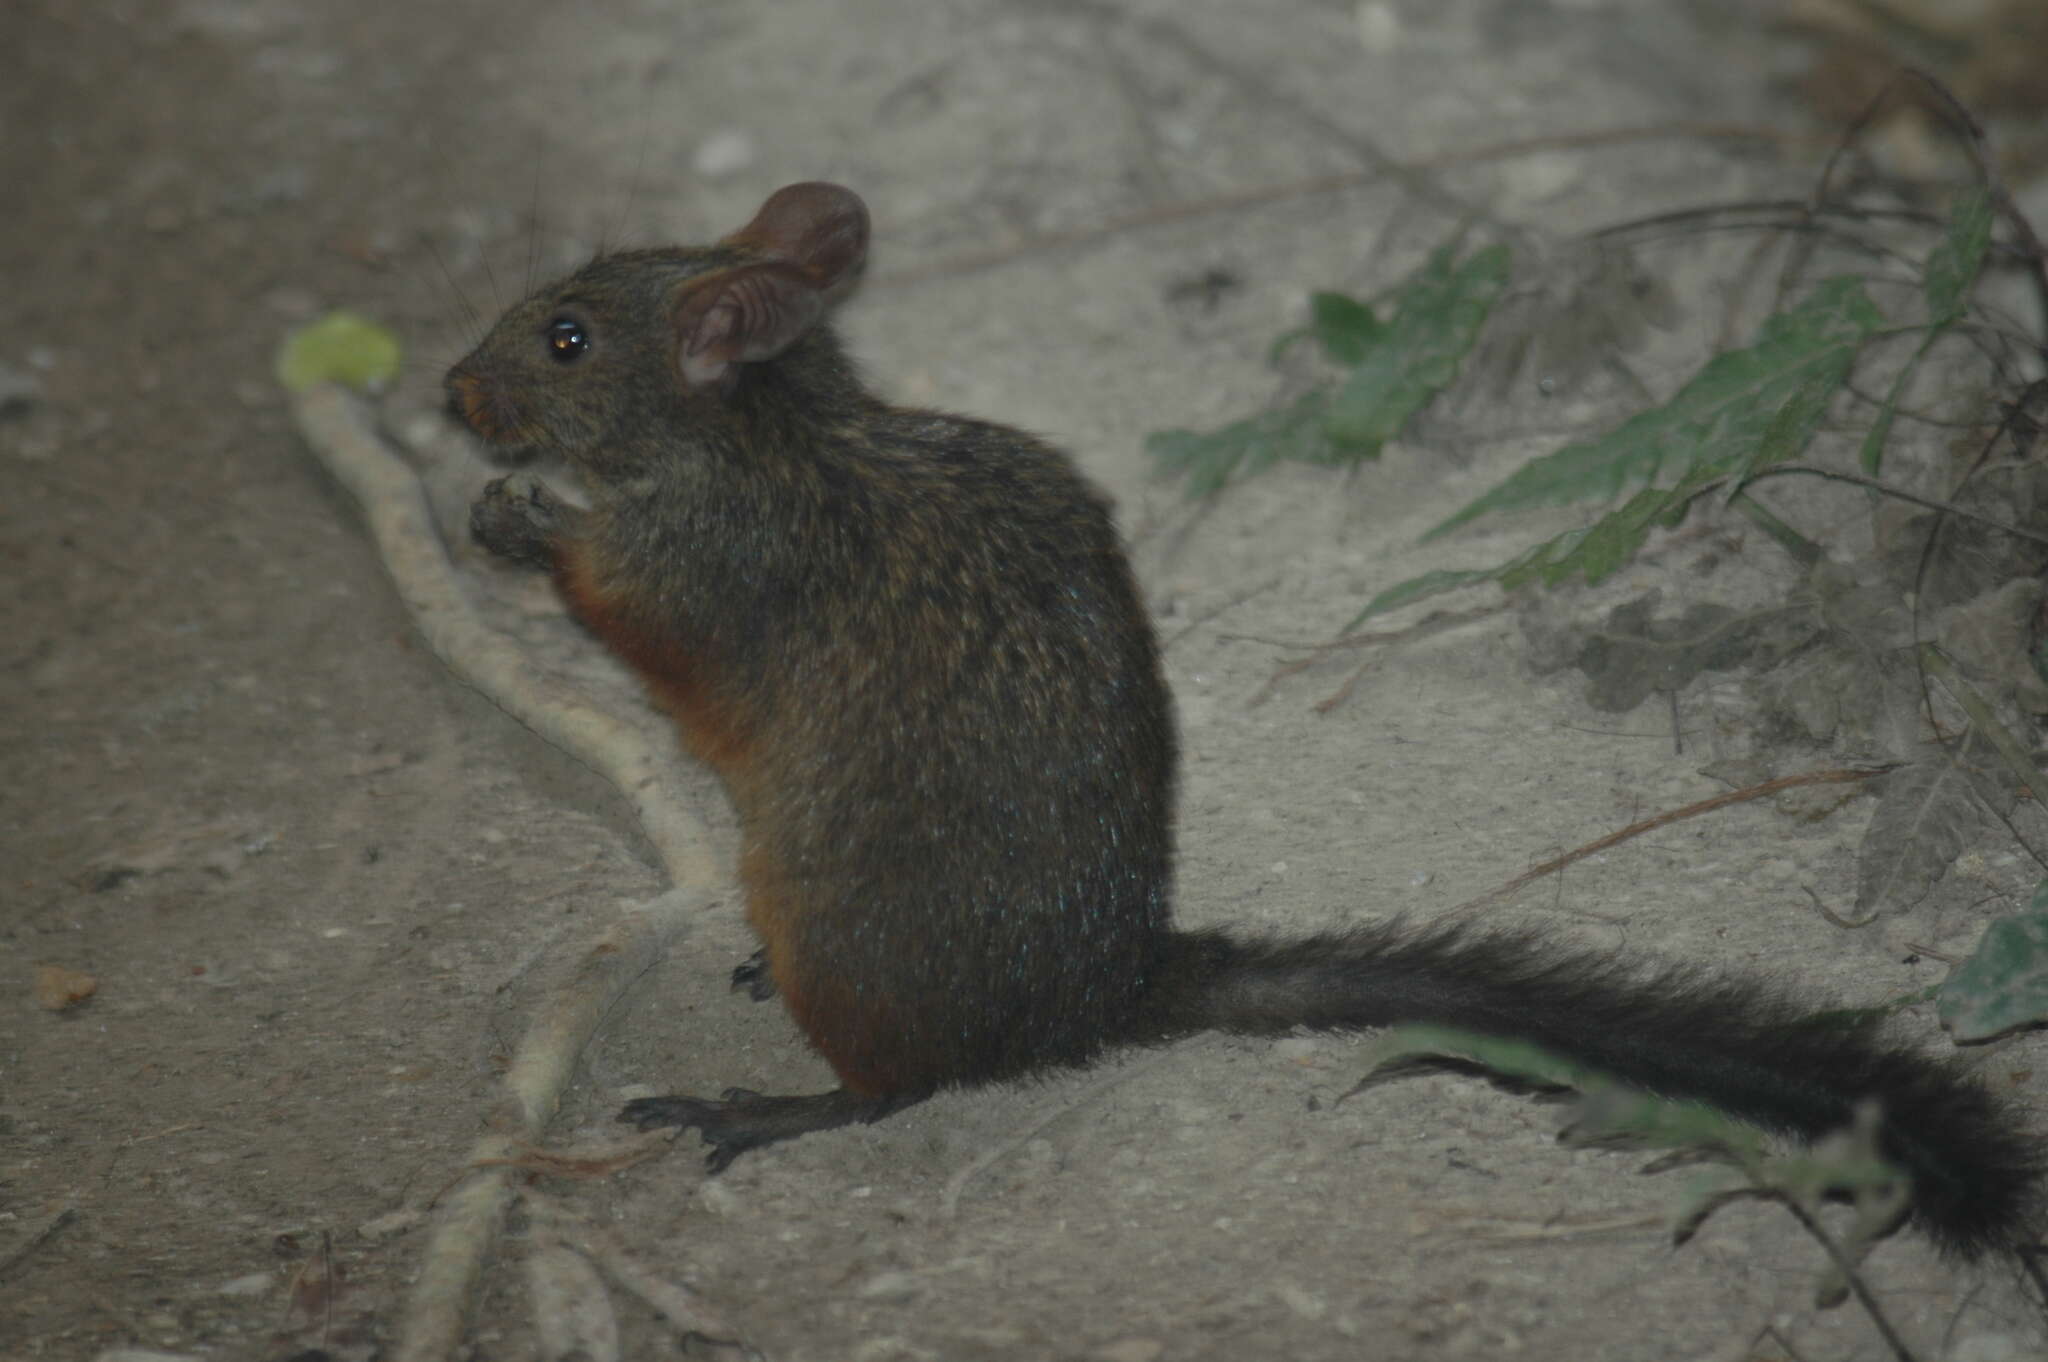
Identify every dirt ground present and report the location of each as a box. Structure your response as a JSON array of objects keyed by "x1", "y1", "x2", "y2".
[{"x1": 6, "y1": 2, "x2": 2047, "y2": 1360}]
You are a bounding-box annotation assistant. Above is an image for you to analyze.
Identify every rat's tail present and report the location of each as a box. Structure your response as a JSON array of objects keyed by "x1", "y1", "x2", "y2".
[{"x1": 1135, "y1": 920, "x2": 2039, "y2": 1260}]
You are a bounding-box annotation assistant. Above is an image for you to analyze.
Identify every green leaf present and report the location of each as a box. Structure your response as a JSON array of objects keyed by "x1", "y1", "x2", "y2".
[
  {"x1": 1341, "y1": 566, "x2": 1506, "y2": 626},
  {"x1": 1309, "y1": 290, "x2": 1382, "y2": 365},
  {"x1": 1570, "y1": 1081, "x2": 1767, "y2": 1156},
  {"x1": 1857, "y1": 365, "x2": 1907, "y2": 477},
  {"x1": 1938, "y1": 902, "x2": 2048, "y2": 1040},
  {"x1": 1738, "y1": 347, "x2": 1858, "y2": 486},
  {"x1": 1366, "y1": 1023, "x2": 1599, "y2": 1088},
  {"x1": 1363, "y1": 1022, "x2": 1915, "y2": 1265},
  {"x1": 1425, "y1": 276, "x2": 1880, "y2": 541},
  {"x1": 1151, "y1": 240, "x2": 1510, "y2": 496},
  {"x1": 1863, "y1": 189, "x2": 1992, "y2": 475},
  {"x1": 1366, "y1": 1024, "x2": 1767, "y2": 1155},
  {"x1": 1342, "y1": 480, "x2": 1718, "y2": 630},
  {"x1": 1325, "y1": 244, "x2": 1508, "y2": 454},
  {"x1": 1145, "y1": 390, "x2": 1334, "y2": 498},
  {"x1": 275, "y1": 311, "x2": 403, "y2": 394},
  {"x1": 1925, "y1": 186, "x2": 1993, "y2": 324},
  {"x1": 1508, "y1": 485, "x2": 1674, "y2": 589}
]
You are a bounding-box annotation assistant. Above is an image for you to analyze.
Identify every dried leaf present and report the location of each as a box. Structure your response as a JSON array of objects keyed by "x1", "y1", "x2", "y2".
[
  {"x1": 1568, "y1": 593, "x2": 1816, "y2": 714},
  {"x1": 33, "y1": 964, "x2": 97, "y2": 1011},
  {"x1": 1854, "y1": 744, "x2": 2013, "y2": 915}
]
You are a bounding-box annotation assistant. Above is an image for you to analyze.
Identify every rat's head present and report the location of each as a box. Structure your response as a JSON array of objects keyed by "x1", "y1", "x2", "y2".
[{"x1": 444, "y1": 181, "x2": 870, "y2": 473}]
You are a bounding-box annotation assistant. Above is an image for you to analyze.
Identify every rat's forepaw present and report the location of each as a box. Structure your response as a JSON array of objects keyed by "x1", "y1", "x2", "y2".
[{"x1": 470, "y1": 473, "x2": 568, "y2": 569}]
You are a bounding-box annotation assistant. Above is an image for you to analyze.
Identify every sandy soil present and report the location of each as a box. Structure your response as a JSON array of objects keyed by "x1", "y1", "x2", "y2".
[{"x1": 5, "y1": 2, "x2": 2045, "y2": 1360}]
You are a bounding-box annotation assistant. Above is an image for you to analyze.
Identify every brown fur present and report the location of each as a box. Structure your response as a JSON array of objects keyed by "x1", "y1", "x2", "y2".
[
  {"x1": 452, "y1": 185, "x2": 1174, "y2": 1105},
  {"x1": 446, "y1": 183, "x2": 2040, "y2": 1255}
]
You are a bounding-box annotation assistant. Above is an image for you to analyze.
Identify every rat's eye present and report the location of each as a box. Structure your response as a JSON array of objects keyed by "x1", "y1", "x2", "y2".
[{"x1": 545, "y1": 317, "x2": 590, "y2": 363}]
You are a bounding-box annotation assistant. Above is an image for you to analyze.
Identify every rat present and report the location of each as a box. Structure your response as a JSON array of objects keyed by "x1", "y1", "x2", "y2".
[{"x1": 446, "y1": 181, "x2": 2040, "y2": 1260}]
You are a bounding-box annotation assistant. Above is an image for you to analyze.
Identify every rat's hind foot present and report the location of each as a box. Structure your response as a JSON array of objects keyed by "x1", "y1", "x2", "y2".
[
  {"x1": 470, "y1": 473, "x2": 584, "y2": 569},
  {"x1": 730, "y1": 948, "x2": 776, "y2": 1001},
  {"x1": 620, "y1": 1086, "x2": 927, "y2": 1173}
]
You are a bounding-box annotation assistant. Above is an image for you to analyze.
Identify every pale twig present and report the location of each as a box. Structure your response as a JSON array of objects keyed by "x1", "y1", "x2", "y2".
[
  {"x1": 288, "y1": 385, "x2": 723, "y2": 1362},
  {"x1": 525, "y1": 1190, "x2": 759, "y2": 1360},
  {"x1": 289, "y1": 385, "x2": 721, "y2": 889}
]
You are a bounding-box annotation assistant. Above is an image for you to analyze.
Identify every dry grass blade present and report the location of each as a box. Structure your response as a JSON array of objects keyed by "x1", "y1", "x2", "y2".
[{"x1": 1446, "y1": 767, "x2": 1893, "y2": 919}]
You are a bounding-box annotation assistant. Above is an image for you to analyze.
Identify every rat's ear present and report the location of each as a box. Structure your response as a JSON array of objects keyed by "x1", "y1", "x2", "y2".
[
  {"x1": 671, "y1": 263, "x2": 826, "y2": 389},
  {"x1": 721, "y1": 182, "x2": 869, "y2": 293}
]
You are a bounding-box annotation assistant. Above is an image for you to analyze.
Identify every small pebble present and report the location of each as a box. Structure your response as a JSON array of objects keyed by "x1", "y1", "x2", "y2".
[
  {"x1": 0, "y1": 364, "x2": 42, "y2": 417},
  {"x1": 692, "y1": 129, "x2": 756, "y2": 180},
  {"x1": 856, "y1": 1269, "x2": 919, "y2": 1301},
  {"x1": 214, "y1": 1271, "x2": 272, "y2": 1297}
]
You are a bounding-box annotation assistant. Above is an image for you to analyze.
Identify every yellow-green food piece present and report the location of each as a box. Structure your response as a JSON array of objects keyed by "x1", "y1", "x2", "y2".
[{"x1": 275, "y1": 311, "x2": 402, "y2": 394}]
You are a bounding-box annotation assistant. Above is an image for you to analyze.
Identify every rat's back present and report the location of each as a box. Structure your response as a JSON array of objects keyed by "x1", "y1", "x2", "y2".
[{"x1": 729, "y1": 401, "x2": 1181, "y2": 1095}]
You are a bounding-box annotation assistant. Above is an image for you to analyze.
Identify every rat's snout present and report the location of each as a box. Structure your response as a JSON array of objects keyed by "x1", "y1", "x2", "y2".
[
  {"x1": 445, "y1": 366, "x2": 519, "y2": 443},
  {"x1": 444, "y1": 366, "x2": 542, "y2": 466},
  {"x1": 442, "y1": 370, "x2": 472, "y2": 428}
]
